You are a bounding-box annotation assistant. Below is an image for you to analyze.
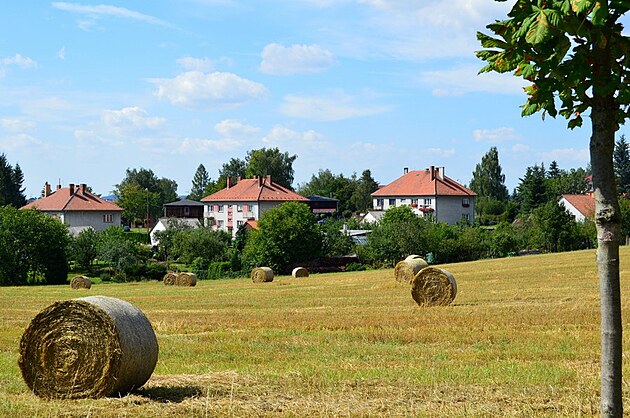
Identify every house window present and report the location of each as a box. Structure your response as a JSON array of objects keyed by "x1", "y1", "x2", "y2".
[
  {"x1": 400, "y1": 198, "x2": 406, "y2": 204},
  {"x1": 424, "y1": 198, "x2": 432, "y2": 205},
  {"x1": 411, "y1": 199, "x2": 418, "y2": 205},
  {"x1": 462, "y1": 213, "x2": 470, "y2": 221},
  {"x1": 103, "y1": 214, "x2": 113, "y2": 223},
  {"x1": 237, "y1": 204, "x2": 243, "y2": 212},
  {"x1": 389, "y1": 198, "x2": 396, "y2": 207},
  {"x1": 184, "y1": 207, "x2": 190, "y2": 216},
  {"x1": 462, "y1": 198, "x2": 470, "y2": 207},
  {"x1": 218, "y1": 205, "x2": 224, "y2": 213},
  {"x1": 376, "y1": 199, "x2": 384, "y2": 208},
  {"x1": 237, "y1": 220, "x2": 244, "y2": 227},
  {"x1": 217, "y1": 220, "x2": 224, "y2": 228}
]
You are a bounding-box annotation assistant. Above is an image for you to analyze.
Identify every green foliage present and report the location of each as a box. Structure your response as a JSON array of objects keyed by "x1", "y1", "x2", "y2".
[
  {"x1": 190, "y1": 257, "x2": 208, "y2": 280},
  {"x1": 242, "y1": 202, "x2": 322, "y2": 272},
  {"x1": 189, "y1": 163, "x2": 213, "y2": 201},
  {"x1": 245, "y1": 147, "x2": 297, "y2": 189},
  {"x1": 207, "y1": 261, "x2": 233, "y2": 279},
  {"x1": 171, "y1": 227, "x2": 231, "y2": 265},
  {"x1": 319, "y1": 220, "x2": 355, "y2": 257},
  {"x1": 96, "y1": 226, "x2": 140, "y2": 274},
  {"x1": 153, "y1": 218, "x2": 196, "y2": 262},
  {"x1": 530, "y1": 201, "x2": 581, "y2": 252},
  {"x1": 0, "y1": 154, "x2": 26, "y2": 208},
  {"x1": 546, "y1": 166, "x2": 590, "y2": 197},
  {"x1": 349, "y1": 169, "x2": 380, "y2": 213},
  {"x1": 516, "y1": 164, "x2": 549, "y2": 214},
  {"x1": 114, "y1": 168, "x2": 179, "y2": 224},
  {"x1": 614, "y1": 135, "x2": 630, "y2": 194},
  {"x1": 0, "y1": 207, "x2": 69, "y2": 285},
  {"x1": 297, "y1": 169, "x2": 360, "y2": 215},
  {"x1": 470, "y1": 147, "x2": 509, "y2": 201},
  {"x1": 69, "y1": 228, "x2": 98, "y2": 271}
]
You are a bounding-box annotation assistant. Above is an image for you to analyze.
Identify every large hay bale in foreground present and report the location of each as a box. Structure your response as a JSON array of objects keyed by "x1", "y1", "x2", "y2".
[
  {"x1": 394, "y1": 257, "x2": 428, "y2": 284},
  {"x1": 251, "y1": 267, "x2": 274, "y2": 283},
  {"x1": 292, "y1": 267, "x2": 309, "y2": 278},
  {"x1": 411, "y1": 267, "x2": 457, "y2": 307},
  {"x1": 404, "y1": 254, "x2": 423, "y2": 262},
  {"x1": 19, "y1": 296, "x2": 158, "y2": 399},
  {"x1": 70, "y1": 275, "x2": 92, "y2": 289},
  {"x1": 176, "y1": 272, "x2": 197, "y2": 287},
  {"x1": 163, "y1": 272, "x2": 177, "y2": 286}
]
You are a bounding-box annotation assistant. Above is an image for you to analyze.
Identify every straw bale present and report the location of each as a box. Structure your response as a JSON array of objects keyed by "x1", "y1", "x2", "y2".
[
  {"x1": 411, "y1": 267, "x2": 457, "y2": 307},
  {"x1": 176, "y1": 272, "x2": 197, "y2": 287},
  {"x1": 394, "y1": 258, "x2": 428, "y2": 284},
  {"x1": 70, "y1": 275, "x2": 92, "y2": 289},
  {"x1": 251, "y1": 267, "x2": 274, "y2": 283},
  {"x1": 404, "y1": 254, "x2": 423, "y2": 261},
  {"x1": 292, "y1": 267, "x2": 309, "y2": 278},
  {"x1": 18, "y1": 296, "x2": 159, "y2": 399},
  {"x1": 163, "y1": 272, "x2": 177, "y2": 286}
]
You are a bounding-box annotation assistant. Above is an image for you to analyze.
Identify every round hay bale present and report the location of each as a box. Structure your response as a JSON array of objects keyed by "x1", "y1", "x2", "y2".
[
  {"x1": 163, "y1": 272, "x2": 177, "y2": 286},
  {"x1": 70, "y1": 275, "x2": 92, "y2": 289},
  {"x1": 251, "y1": 267, "x2": 274, "y2": 283},
  {"x1": 404, "y1": 254, "x2": 423, "y2": 261},
  {"x1": 411, "y1": 267, "x2": 457, "y2": 307},
  {"x1": 292, "y1": 267, "x2": 309, "y2": 278},
  {"x1": 176, "y1": 272, "x2": 197, "y2": 287},
  {"x1": 18, "y1": 296, "x2": 159, "y2": 399},
  {"x1": 394, "y1": 258, "x2": 428, "y2": 284}
]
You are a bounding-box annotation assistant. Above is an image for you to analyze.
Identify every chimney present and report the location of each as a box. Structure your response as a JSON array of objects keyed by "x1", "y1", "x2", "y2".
[
  {"x1": 44, "y1": 182, "x2": 51, "y2": 197},
  {"x1": 69, "y1": 184, "x2": 75, "y2": 195},
  {"x1": 266, "y1": 174, "x2": 272, "y2": 184},
  {"x1": 437, "y1": 167, "x2": 444, "y2": 180},
  {"x1": 258, "y1": 176, "x2": 263, "y2": 187},
  {"x1": 226, "y1": 177, "x2": 232, "y2": 189},
  {"x1": 56, "y1": 184, "x2": 62, "y2": 191},
  {"x1": 404, "y1": 167, "x2": 409, "y2": 175},
  {"x1": 79, "y1": 183, "x2": 87, "y2": 194},
  {"x1": 429, "y1": 165, "x2": 435, "y2": 180}
]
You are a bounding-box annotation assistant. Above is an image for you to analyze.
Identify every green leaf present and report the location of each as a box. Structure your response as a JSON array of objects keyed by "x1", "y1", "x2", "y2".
[
  {"x1": 591, "y1": 2, "x2": 609, "y2": 25},
  {"x1": 568, "y1": 115, "x2": 583, "y2": 129},
  {"x1": 526, "y1": 10, "x2": 553, "y2": 44},
  {"x1": 477, "y1": 32, "x2": 508, "y2": 49},
  {"x1": 571, "y1": 0, "x2": 594, "y2": 14}
]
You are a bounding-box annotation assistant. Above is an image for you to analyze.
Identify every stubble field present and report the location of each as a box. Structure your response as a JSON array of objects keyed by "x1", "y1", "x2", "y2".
[{"x1": 1, "y1": 247, "x2": 630, "y2": 417}]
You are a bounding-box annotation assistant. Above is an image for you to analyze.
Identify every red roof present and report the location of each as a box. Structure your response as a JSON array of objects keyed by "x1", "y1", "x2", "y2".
[
  {"x1": 372, "y1": 167, "x2": 476, "y2": 197},
  {"x1": 201, "y1": 176, "x2": 308, "y2": 203},
  {"x1": 561, "y1": 194, "x2": 595, "y2": 219},
  {"x1": 22, "y1": 184, "x2": 123, "y2": 212}
]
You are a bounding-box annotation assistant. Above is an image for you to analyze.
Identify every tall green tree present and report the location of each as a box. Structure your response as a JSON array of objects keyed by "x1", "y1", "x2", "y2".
[
  {"x1": 516, "y1": 164, "x2": 548, "y2": 214},
  {"x1": 297, "y1": 169, "x2": 357, "y2": 215},
  {"x1": 217, "y1": 157, "x2": 247, "y2": 189},
  {"x1": 350, "y1": 169, "x2": 380, "y2": 213},
  {"x1": 0, "y1": 154, "x2": 26, "y2": 207},
  {"x1": 114, "y1": 168, "x2": 178, "y2": 223},
  {"x1": 469, "y1": 147, "x2": 509, "y2": 201},
  {"x1": 189, "y1": 164, "x2": 212, "y2": 200},
  {"x1": 245, "y1": 147, "x2": 297, "y2": 189},
  {"x1": 547, "y1": 166, "x2": 590, "y2": 197},
  {"x1": 613, "y1": 134, "x2": 630, "y2": 195},
  {"x1": 478, "y1": 2, "x2": 630, "y2": 414}
]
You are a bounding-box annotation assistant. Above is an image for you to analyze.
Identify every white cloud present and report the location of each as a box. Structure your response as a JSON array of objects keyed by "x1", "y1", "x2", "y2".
[
  {"x1": 418, "y1": 65, "x2": 526, "y2": 97},
  {"x1": 0, "y1": 134, "x2": 45, "y2": 151},
  {"x1": 176, "y1": 56, "x2": 215, "y2": 72},
  {"x1": 175, "y1": 137, "x2": 243, "y2": 154},
  {"x1": 151, "y1": 71, "x2": 268, "y2": 109},
  {"x1": 1, "y1": 54, "x2": 37, "y2": 69},
  {"x1": 542, "y1": 147, "x2": 589, "y2": 163},
  {"x1": 426, "y1": 147, "x2": 456, "y2": 158},
  {"x1": 473, "y1": 127, "x2": 519, "y2": 143},
  {"x1": 57, "y1": 47, "x2": 66, "y2": 60},
  {"x1": 214, "y1": 119, "x2": 260, "y2": 139},
  {"x1": 280, "y1": 92, "x2": 389, "y2": 121},
  {"x1": 102, "y1": 107, "x2": 165, "y2": 134},
  {"x1": 0, "y1": 118, "x2": 35, "y2": 132},
  {"x1": 511, "y1": 143, "x2": 532, "y2": 154},
  {"x1": 260, "y1": 43, "x2": 335, "y2": 75},
  {"x1": 52, "y1": 2, "x2": 170, "y2": 29},
  {"x1": 262, "y1": 125, "x2": 327, "y2": 149}
]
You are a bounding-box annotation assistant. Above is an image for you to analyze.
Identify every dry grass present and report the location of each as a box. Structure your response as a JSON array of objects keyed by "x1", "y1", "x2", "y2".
[{"x1": 1, "y1": 248, "x2": 630, "y2": 416}]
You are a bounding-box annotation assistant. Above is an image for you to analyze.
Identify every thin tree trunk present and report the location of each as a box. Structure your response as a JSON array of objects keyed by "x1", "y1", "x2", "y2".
[{"x1": 591, "y1": 37, "x2": 623, "y2": 417}]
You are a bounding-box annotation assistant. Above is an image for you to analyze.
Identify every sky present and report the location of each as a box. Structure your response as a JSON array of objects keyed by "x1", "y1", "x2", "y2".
[{"x1": 0, "y1": 1, "x2": 626, "y2": 199}]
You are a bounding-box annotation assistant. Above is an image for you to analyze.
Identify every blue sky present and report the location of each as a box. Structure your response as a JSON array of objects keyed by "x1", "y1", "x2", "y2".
[{"x1": 0, "y1": 1, "x2": 626, "y2": 198}]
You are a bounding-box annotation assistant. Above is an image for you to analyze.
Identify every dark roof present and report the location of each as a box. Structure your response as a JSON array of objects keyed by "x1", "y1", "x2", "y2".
[
  {"x1": 306, "y1": 195, "x2": 339, "y2": 202},
  {"x1": 164, "y1": 199, "x2": 204, "y2": 207}
]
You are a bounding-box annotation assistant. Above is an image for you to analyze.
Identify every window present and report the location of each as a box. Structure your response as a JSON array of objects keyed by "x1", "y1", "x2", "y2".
[
  {"x1": 237, "y1": 204, "x2": 243, "y2": 212},
  {"x1": 400, "y1": 198, "x2": 406, "y2": 204},
  {"x1": 462, "y1": 198, "x2": 470, "y2": 207},
  {"x1": 389, "y1": 198, "x2": 396, "y2": 206},
  {"x1": 218, "y1": 205, "x2": 224, "y2": 213},
  {"x1": 237, "y1": 220, "x2": 244, "y2": 227},
  {"x1": 217, "y1": 220, "x2": 224, "y2": 227},
  {"x1": 424, "y1": 198, "x2": 432, "y2": 205},
  {"x1": 376, "y1": 198, "x2": 384, "y2": 207},
  {"x1": 103, "y1": 214, "x2": 113, "y2": 223},
  {"x1": 184, "y1": 207, "x2": 190, "y2": 216},
  {"x1": 462, "y1": 213, "x2": 470, "y2": 221},
  {"x1": 411, "y1": 199, "x2": 418, "y2": 205}
]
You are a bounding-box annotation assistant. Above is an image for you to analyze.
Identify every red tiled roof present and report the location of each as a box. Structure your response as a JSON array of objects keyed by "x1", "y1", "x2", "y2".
[
  {"x1": 244, "y1": 220, "x2": 259, "y2": 230},
  {"x1": 22, "y1": 184, "x2": 123, "y2": 212},
  {"x1": 201, "y1": 176, "x2": 308, "y2": 202},
  {"x1": 372, "y1": 168, "x2": 476, "y2": 197},
  {"x1": 561, "y1": 194, "x2": 595, "y2": 219}
]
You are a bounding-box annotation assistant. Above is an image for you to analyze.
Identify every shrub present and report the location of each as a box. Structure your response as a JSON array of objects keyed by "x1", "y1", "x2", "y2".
[
  {"x1": 207, "y1": 261, "x2": 232, "y2": 280},
  {"x1": 191, "y1": 257, "x2": 209, "y2": 280},
  {"x1": 345, "y1": 262, "x2": 366, "y2": 272}
]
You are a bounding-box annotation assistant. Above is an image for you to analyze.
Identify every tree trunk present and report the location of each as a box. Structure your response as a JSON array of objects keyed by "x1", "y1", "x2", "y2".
[{"x1": 591, "y1": 37, "x2": 623, "y2": 417}]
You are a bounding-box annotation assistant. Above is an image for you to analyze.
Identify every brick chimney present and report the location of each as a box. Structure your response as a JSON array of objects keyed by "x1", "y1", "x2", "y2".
[
  {"x1": 429, "y1": 166, "x2": 435, "y2": 180},
  {"x1": 404, "y1": 167, "x2": 409, "y2": 174},
  {"x1": 266, "y1": 175, "x2": 272, "y2": 184},
  {"x1": 258, "y1": 176, "x2": 263, "y2": 187},
  {"x1": 44, "y1": 182, "x2": 51, "y2": 197},
  {"x1": 437, "y1": 167, "x2": 444, "y2": 180},
  {"x1": 79, "y1": 183, "x2": 87, "y2": 194},
  {"x1": 226, "y1": 177, "x2": 232, "y2": 189},
  {"x1": 69, "y1": 184, "x2": 75, "y2": 194}
]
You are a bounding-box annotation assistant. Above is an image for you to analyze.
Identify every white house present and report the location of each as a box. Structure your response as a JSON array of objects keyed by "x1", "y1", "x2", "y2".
[
  {"x1": 149, "y1": 217, "x2": 202, "y2": 246},
  {"x1": 201, "y1": 175, "x2": 309, "y2": 237},
  {"x1": 21, "y1": 183, "x2": 123, "y2": 235},
  {"x1": 559, "y1": 193, "x2": 595, "y2": 222},
  {"x1": 371, "y1": 166, "x2": 476, "y2": 224}
]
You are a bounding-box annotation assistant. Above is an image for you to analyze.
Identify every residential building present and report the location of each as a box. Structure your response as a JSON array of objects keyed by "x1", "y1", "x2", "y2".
[
  {"x1": 201, "y1": 175, "x2": 309, "y2": 236},
  {"x1": 150, "y1": 217, "x2": 202, "y2": 247},
  {"x1": 305, "y1": 195, "x2": 339, "y2": 215},
  {"x1": 559, "y1": 193, "x2": 595, "y2": 222},
  {"x1": 371, "y1": 166, "x2": 476, "y2": 224},
  {"x1": 21, "y1": 182, "x2": 123, "y2": 235},
  {"x1": 163, "y1": 198, "x2": 204, "y2": 220}
]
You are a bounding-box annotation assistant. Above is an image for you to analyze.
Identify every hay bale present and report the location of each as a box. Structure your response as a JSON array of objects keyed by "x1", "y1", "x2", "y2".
[
  {"x1": 394, "y1": 257, "x2": 428, "y2": 284},
  {"x1": 404, "y1": 254, "x2": 423, "y2": 261},
  {"x1": 163, "y1": 272, "x2": 177, "y2": 286},
  {"x1": 411, "y1": 267, "x2": 457, "y2": 307},
  {"x1": 18, "y1": 296, "x2": 159, "y2": 399},
  {"x1": 292, "y1": 267, "x2": 309, "y2": 278},
  {"x1": 251, "y1": 267, "x2": 274, "y2": 283},
  {"x1": 175, "y1": 272, "x2": 197, "y2": 287},
  {"x1": 70, "y1": 275, "x2": 92, "y2": 289}
]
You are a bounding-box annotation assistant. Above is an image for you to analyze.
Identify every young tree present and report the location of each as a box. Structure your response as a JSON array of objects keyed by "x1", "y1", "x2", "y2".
[
  {"x1": 469, "y1": 146, "x2": 509, "y2": 201},
  {"x1": 245, "y1": 147, "x2": 297, "y2": 189},
  {"x1": 215, "y1": 157, "x2": 247, "y2": 191},
  {"x1": 114, "y1": 168, "x2": 178, "y2": 223},
  {"x1": 189, "y1": 164, "x2": 212, "y2": 200},
  {"x1": 0, "y1": 154, "x2": 26, "y2": 207},
  {"x1": 350, "y1": 169, "x2": 380, "y2": 213},
  {"x1": 613, "y1": 134, "x2": 630, "y2": 194},
  {"x1": 516, "y1": 164, "x2": 548, "y2": 214},
  {"x1": 297, "y1": 169, "x2": 357, "y2": 215},
  {"x1": 478, "y1": 2, "x2": 629, "y2": 414}
]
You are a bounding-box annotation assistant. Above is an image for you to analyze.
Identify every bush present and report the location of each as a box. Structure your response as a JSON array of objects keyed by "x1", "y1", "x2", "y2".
[
  {"x1": 112, "y1": 272, "x2": 127, "y2": 283},
  {"x1": 191, "y1": 257, "x2": 209, "y2": 280},
  {"x1": 145, "y1": 262, "x2": 167, "y2": 281},
  {"x1": 345, "y1": 262, "x2": 366, "y2": 272},
  {"x1": 207, "y1": 261, "x2": 232, "y2": 280},
  {"x1": 100, "y1": 272, "x2": 112, "y2": 282}
]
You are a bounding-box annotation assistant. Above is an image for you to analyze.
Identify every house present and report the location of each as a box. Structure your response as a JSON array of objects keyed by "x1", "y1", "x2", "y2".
[
  {"x1": 21, "y1": 182, "x2": 123, "y2": 235},
  {"x1": 162, "y1": 198, "x2": 204, "y2": 220},
  {"x1": 359, "y1": 210, "x2": 385, "y2": 224},
  {"x1": 150, "y1": 217, "x2": 202, "y2": 246},
  {"x1": 201, "y1": 175, "x2": 309, "y2": 236},
  {"x1": 371, "y1": 166, "x2": 476, "y2": 224},
  {"x1": 305, "y1": 195, "x2": 339, "y2": 215},
  {"x1": 559, "y1": 193, "x2": 595, "y2": 222}
]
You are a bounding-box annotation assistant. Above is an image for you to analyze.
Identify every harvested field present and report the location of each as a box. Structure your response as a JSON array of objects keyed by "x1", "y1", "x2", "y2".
[{"x1": 1, "y1": 247, "x2": 630, "y2": 416}]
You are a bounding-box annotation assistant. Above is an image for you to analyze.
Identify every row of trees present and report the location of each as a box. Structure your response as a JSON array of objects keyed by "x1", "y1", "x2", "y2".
[{"x1": 0, "y1": 154, "x2": 26, "y2": 208}]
